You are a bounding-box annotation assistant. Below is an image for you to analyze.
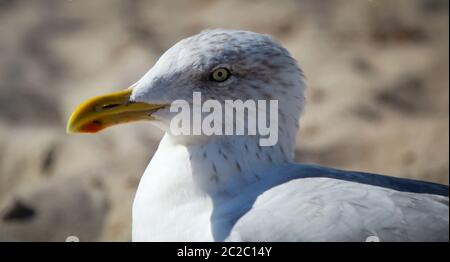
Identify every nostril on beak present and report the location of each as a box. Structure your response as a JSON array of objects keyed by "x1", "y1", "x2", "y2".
[{"x1": 102, "y1": 103, "x2": 122, "y2": 109}]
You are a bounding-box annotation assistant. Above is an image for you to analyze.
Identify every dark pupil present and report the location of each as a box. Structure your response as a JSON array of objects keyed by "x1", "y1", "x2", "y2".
[{"x1": 217, "y1": 71, "x2": 223, "y2": 77}]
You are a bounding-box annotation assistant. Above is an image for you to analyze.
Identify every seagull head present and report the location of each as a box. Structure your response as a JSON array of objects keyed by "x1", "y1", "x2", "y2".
[{"x1": 67, "y1": 29, "x2": 305, "y2": 159}]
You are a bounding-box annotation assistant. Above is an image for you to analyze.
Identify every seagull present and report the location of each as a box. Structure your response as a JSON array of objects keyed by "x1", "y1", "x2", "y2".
[{"x1": 67, "y1": 29, "x2": 449, "y2": 242}]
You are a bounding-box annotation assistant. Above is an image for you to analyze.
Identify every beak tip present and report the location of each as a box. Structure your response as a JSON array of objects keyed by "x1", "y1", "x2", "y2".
[{"x1": 66, "y1": 125, "x2": 76, "y2": 134}]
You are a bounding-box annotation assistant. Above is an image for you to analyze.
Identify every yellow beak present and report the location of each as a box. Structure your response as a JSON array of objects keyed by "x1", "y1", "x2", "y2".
[{"x1": 67, "y1": 89, "x2": 167, "y2": 134}]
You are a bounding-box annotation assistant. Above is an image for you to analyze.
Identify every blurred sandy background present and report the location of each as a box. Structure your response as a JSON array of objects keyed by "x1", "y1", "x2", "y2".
[{"x1": 0, "y1": 0, "x2": 448, "y2": 241}]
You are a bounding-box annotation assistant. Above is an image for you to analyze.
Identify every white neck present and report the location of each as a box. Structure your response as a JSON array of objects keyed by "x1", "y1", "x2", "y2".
[{"x1": 132, "y1": 130, "x2": 295, "y2": 241}]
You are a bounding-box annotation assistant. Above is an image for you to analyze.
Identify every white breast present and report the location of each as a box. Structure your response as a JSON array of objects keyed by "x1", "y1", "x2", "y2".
[{"x1": 132, "y1": 136, "x2": 215, "y2": 241}]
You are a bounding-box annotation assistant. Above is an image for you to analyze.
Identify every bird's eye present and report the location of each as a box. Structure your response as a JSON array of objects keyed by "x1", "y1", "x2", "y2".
[{"x1": 211, "y1": 68, "x2": 230, "y2": 82}]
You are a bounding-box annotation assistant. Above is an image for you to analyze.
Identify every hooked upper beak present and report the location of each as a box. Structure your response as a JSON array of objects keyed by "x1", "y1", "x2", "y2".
[{"x1": 66, "y1": 88, "x2": 167, "y2": 134}]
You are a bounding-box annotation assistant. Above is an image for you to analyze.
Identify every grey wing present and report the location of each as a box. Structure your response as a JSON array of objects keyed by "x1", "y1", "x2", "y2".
[{"x1": 226, "y1": 177, "x2": 449, "y2": 242}]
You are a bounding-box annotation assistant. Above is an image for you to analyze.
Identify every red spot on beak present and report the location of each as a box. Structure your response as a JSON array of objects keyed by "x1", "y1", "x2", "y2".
[{"x1": 80, "y1": 121, "x2": 103, "y2": 133}]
